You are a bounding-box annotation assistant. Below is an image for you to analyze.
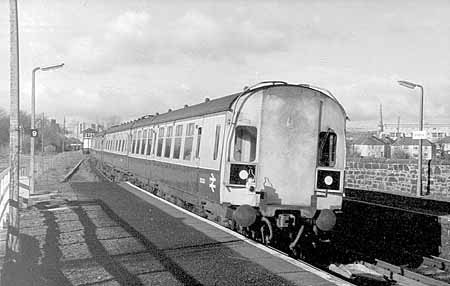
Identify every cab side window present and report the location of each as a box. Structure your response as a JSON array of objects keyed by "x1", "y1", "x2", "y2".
[
  {"x1": 233, "y1": 126, "x2": 257, "y2": 162},
  {"x1": 213, "y1": 125, "x2": 221, "y2": 160}
]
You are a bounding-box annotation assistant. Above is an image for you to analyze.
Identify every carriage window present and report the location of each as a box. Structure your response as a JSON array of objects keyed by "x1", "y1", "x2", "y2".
[
  {"x1": 164, "y1": 126, "x2": 173, "y2": 158},
  {"x1": 146, "y1": 129, "x2": 153, "y2": 155},
  {"x1": 173, "y1": 125, "x2": 183, "y2": 159},
  {"x1": 152, "y1": 132, "x2": 157, "y2": 155},
  {"x1": 141, "y1": 130, "x2": 147, "y2": 155},
  {"x1": 234, "y1": 126, "x2": 257, "y2": 162},
  {"x1": 318, "y1": 130, "x2": 337, "y2": 167},
  {"x1": 136, "y1": 131, "x2": 142, "y2": 154},
  {"x1": 213, "y1": 125, "x2": 221, "y2": 160},
  {"x1": 156, "y1": 127, "x2": 164, "y2": 157},
  {"x1": 183, "y1": 123, "x2": 195, "y2": 160},
  {"x1": 131, "y1": 131, "x2": 136, "y2": 154},
  {"x1": 195, "y1": 127, "x2": 202, "y2": 159}
]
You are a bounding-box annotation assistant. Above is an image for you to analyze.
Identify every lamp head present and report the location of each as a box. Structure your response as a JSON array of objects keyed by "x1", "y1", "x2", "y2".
[
  {"x1": 398, "y1": 80, "x2": 417, "y2": 89},
  {"x1": 40, "y1": 63, "x2": 64, "y2": 71}
]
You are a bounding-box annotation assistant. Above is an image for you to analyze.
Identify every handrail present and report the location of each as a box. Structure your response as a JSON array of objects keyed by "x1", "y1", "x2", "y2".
[{"x1": 0, "y1": 167, "x2": 10, "y2": 228}]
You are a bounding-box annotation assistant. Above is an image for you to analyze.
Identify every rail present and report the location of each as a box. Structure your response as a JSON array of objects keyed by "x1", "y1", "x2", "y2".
[{"x1": 371, "y1": 258, "x2": 450, "y2": 286}]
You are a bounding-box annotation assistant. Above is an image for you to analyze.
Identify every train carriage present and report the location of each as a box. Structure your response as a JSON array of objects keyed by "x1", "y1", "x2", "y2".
[{"x1": 92, "y1": 81, "x2": 347, "y2": 257}]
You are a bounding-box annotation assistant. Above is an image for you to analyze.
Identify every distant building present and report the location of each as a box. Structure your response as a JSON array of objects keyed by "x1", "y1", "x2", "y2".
[
  {"x1": 82, "y1": 127, "x2": 97, "y2": 153},
  {"x1": 65, "y1": 137, "x2": 82, "y2": 151},
  {"x1": 391, "y1": 137, "x2": 435, "y2": 160},
  {"x1": 77, "y1": 122, "x2": 104, "y2": 142},
  {"x1": 350, "y1": 136, "x2": 389, "y2": 158},
  {"x1": 382, "y1": 123, "x2": 450, "y2": 142},
  {"x1": 436, "y1": 137, "x2": 450, "y2": 157},
  {"x1": 379, "y1": 136, "x2": 395, "y2": 145}
]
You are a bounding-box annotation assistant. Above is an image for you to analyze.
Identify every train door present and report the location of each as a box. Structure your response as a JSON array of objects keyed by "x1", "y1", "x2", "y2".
[
  {"x1": 197, "y1": 115, "x2": 224, "y2": 203},
  {"x1": 221, "y1": 92, "x2": 263, "y2": 206}
]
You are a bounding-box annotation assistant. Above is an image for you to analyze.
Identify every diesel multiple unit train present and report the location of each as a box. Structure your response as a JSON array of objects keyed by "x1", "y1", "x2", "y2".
[{"x1": 91, "y1": 81, "x2": 347, "y2": 258}]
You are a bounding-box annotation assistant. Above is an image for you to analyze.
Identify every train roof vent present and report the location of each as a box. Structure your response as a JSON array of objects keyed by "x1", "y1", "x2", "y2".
[
  {"x1": 205, "y1": 98, "x2": 210, "y2": 102},
  {"x1": 168, "y1": 109, "x2": 172, "y2": 112},
  {"x1": 155, "y1": 112, "x2": 159, "y2": 115},
  {"x1": 184, "y1": 104, "x2": 189, "y2": 108}
]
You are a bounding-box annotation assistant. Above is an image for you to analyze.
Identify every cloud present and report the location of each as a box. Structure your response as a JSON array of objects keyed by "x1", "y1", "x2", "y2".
[
  {"x1": 110, "y1": 11, "x2": 151, "y2": 37},
  {"x1": 64, "y1": 8, "x2": 294, "y2": 73},
  {"x1": 1, "y1": 1, "x2": 449, "y2": 127}
]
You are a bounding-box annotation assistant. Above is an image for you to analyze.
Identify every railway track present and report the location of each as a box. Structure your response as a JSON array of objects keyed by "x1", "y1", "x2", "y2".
[
  {"x1": 230, "y1": 223, "x2": 450, "y2": 285},
  {"x1": 327, "y1": 252, "x2": 450, "y2": 285}
]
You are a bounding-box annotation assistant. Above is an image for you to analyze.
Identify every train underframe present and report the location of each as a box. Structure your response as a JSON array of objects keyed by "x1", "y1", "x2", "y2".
[{"x1": 229, "y1": 204, "x2": 337, "y2": 263}]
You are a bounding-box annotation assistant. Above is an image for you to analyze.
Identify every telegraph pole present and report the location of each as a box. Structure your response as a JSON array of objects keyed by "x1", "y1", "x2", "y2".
[
  {"x1": 41, "y1": 112, "x2": 44, "y2": 153},
  {"x1": 8, "y1": 0, "x2": 21, "y2": 260}
]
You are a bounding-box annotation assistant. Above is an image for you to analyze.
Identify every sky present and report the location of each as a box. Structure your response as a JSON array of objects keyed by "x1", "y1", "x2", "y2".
[{"x1": 1, "y1": 0, "x2": 449, "y2": 130}]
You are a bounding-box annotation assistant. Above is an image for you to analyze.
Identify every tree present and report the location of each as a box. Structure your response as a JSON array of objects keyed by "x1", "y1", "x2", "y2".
[
  {"x1": 0, "y1": 109, "x2": 67, "y2": 154},
  {"x1": 392, "y1": 148, "x2": 410, "y2": 159}
]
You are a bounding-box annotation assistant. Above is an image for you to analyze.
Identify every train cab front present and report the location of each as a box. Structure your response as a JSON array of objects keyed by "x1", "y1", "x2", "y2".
[{"x1": 221, "y1": 83, "x2": 346, "y2": 260}]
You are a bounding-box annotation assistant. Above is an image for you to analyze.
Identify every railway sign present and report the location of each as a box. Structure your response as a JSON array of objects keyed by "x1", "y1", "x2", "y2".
[
  {"x1": 30, "y1": 129, "x2": 38, "y2": 138},
  {"x1": 412, "y1": 131, "x2": 427, "y2": 140},
  {"x1": 209, "y1": 173, "x2": 216, "y2": 192}
]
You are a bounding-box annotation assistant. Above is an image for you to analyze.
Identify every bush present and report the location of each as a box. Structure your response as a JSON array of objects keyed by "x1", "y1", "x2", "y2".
[{"x1": 392, "y1": 149, "x2": 410, "y2": 159}]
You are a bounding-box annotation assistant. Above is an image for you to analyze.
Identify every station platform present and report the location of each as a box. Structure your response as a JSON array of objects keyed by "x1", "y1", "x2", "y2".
[{"x1": 1, "y1": 154, "x2": 353, "y2": 286}]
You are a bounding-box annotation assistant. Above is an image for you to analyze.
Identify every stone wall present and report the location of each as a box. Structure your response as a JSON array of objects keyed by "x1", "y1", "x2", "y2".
[
  {"x1": 345, "y1": 158, "x2": 450, "y2": 259},
  {"x1": 439, "y1": 215, "x2": 450, "y2": 259},
  {"x1": 345, "y1": 158, "x2": 450, "y2": 197}
]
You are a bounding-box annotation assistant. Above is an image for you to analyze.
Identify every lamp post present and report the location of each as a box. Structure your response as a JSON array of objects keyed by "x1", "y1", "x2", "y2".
[
  {"x1": 30, "y1": 63, "x2": 64, "y2": 194},
  {"x1": 398, "y1": 80, "x2": 424, "y2": 196}
]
